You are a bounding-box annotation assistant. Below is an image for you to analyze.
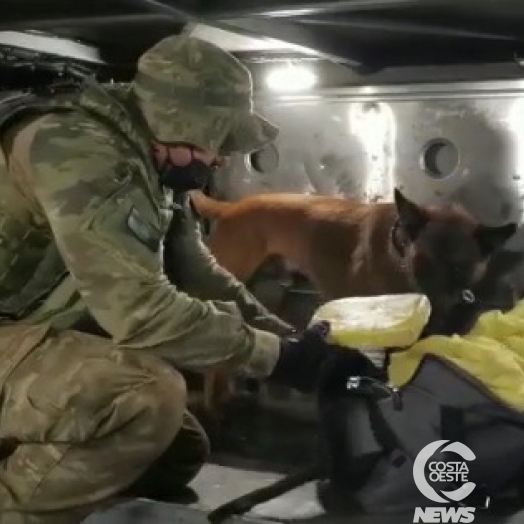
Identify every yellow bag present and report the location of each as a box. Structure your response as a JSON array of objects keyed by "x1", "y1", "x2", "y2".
[
  {"x1": 312, "y1": 292, "x2": 524, "y2": 411},
  {"x1": 389, "y1": 297, "x2": 524, "y2": 411},
  {"x1": 310, "y1": 293, "x2": 431, "y2": 349}
]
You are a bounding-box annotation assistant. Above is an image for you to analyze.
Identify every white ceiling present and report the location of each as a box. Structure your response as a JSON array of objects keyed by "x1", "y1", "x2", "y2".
[
  {"x1": 186, "y1": 23, "x2": 319, "y2": 56},
  {"x1": 0, "y1": 30, "x2": 102, "y2": 63},
  {"x1": 0, "y1": 24, "x2": 318, "y2": 68}
]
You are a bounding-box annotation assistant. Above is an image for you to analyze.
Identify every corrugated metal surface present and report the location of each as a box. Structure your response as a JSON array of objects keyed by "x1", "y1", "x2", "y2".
[{"x1": 215, "y1": 79, "x2": 524, "y2": 227}]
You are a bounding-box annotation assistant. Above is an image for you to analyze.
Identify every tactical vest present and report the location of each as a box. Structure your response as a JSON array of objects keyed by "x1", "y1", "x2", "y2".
[
  {"x1": 0, "y1": 83, "x2": 173, "y2": 322},
  {"x1": 0, "y1": 89, "x2": 78, "y2": 320}
]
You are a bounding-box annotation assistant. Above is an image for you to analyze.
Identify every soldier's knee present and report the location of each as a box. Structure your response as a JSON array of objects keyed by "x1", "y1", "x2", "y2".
[
  {"x1": 125, "y1": 355, "x2": 188, "y2": 447},
  {"x1": 114, "y1": 353, "x2": 187, "y2": 447},
  {"x1": 70, "y1": 351, "x2": 187, "y2": 452}
]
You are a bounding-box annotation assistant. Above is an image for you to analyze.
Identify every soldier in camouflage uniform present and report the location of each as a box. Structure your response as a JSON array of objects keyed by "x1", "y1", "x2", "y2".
[{"x1": 0, "y1": 34, "x2": 355, "y2": 523}]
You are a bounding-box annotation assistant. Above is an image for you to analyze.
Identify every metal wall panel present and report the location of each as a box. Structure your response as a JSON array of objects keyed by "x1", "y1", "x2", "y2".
[{"x1": 213, "y1": 80, "x2": 524, "y2": 227}]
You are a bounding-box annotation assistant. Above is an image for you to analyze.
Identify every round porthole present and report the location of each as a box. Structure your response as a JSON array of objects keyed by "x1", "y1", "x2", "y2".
[
  {"x1": 249, "y1": 143, "x2": 279, "y2": 174},
  {"x1": 420, "y1": 138, "x2": 459, "y2": 179}
]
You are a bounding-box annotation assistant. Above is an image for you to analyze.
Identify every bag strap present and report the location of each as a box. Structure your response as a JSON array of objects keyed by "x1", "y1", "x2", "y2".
[
  {"x1": 441, "y1": 406, "x2": 466, "y2": 442},
  {"x1": 440, "y1": 406, "x2": 491, "y2": 510},
  {"x1": 367, "y1": 398, "x2": 403, "y2": 456},
  {"x1": 350, "y1": 376, "x2": 405, "y2": 463}
]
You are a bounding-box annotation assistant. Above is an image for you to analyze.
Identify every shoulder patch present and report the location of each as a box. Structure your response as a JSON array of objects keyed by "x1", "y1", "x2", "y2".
[{"x1": 126, "y1": 206, "x2": 161, "y2": 252}]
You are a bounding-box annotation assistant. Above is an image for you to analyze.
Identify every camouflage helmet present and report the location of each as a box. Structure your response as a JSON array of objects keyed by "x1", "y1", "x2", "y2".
[{"x1": 132, "y1": 34, "x2": 279, "y2": 154}]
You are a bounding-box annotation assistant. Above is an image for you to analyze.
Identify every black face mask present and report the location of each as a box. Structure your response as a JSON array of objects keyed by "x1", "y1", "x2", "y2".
[{"x1": 158, "y1": 150, "x2": 215, "y2": 194}]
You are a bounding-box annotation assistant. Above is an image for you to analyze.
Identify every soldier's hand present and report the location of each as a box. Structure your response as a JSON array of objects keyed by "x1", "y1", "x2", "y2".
[
  {"x1": 268, "y1": 322, "x2": 378, "y2": 393},
  {"x1": 267, "y1": 321, "x2": 330, "y2": 393}
]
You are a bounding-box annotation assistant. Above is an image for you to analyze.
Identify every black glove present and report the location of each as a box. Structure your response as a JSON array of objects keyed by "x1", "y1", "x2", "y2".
[{"x1": 268, "y1": 321, "x2": 382, "y2": 394}]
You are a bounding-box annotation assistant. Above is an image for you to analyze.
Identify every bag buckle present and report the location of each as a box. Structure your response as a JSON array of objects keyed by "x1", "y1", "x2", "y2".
[{"x1": 346, "y1": 376, "x2": 402, "y2": 410}]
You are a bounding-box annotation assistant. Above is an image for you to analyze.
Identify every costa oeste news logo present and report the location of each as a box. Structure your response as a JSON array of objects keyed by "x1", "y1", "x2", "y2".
[{"x1": 413, "y1": 439, "x2": 477, "y2": 523}]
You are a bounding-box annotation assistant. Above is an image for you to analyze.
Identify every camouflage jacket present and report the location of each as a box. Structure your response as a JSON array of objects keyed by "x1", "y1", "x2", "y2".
[{"x1": 0, "y1": 80, "x2": 289, "y2": 377}]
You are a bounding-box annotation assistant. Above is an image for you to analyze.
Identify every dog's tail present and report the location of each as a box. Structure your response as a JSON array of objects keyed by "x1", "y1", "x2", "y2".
[{"x1": 188, "y1": 190, "x2": 232, "y2": 220}]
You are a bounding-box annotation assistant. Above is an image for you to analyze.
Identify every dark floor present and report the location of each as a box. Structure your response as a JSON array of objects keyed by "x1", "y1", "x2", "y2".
[
  {"x1": 85, "y1": 394, "x2": 320, "y2": 523},
  {"x1": 85, "y1": 465, "x2": 524, "y2": 524},
  {"x1": 84, "y1": 393, "x2": 524, "y2": 524}
]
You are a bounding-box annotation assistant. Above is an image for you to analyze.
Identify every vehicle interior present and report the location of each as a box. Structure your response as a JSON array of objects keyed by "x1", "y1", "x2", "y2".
[{"x1": 3, "y1": 1, "x2": 524, "y2": 522}]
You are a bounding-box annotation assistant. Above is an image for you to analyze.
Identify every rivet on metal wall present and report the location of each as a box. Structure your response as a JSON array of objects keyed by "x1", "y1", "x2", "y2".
[
  {"x1": 249, "y1": 143, "x2": 280, "y2": 174},
  {"x1": 420, "y1": 138, "x2": 460, "y2": 180}
]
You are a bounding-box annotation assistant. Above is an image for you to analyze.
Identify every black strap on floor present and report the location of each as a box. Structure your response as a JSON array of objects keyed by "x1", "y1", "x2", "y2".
[{"x1": 207, "y1": 464, "x2": 321, "y2": 524}]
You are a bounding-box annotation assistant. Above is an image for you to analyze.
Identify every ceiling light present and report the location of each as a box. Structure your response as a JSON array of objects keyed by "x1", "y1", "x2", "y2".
[{"x1": 265, "y1": 63, "x2": 317, "y2": 92}]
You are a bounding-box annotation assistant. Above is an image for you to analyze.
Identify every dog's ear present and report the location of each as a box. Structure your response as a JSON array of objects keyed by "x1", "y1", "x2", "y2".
[
  {"x1": 475, "y1": 223, "x2": 518, "y2": 257},
  {"x1": 394, "y1": 188, "x2": 428, "y2": 240}
]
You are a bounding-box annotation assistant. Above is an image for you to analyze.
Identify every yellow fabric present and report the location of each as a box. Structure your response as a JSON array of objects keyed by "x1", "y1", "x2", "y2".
[
  {"x1": 388, "y1": 298, "x2": 524, "y2": 411},
  {"x1": 311, "y1": 294, "x2": 431, "y2": 349}
]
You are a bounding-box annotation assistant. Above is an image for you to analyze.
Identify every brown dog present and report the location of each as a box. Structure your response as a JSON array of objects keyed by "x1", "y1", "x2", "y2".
[
  {"x1": 190, "y1": 189, "x2": 517, "y2": 309},
  {"x1": 190, "y1": 188, "x2": 517, "y2": 410}
]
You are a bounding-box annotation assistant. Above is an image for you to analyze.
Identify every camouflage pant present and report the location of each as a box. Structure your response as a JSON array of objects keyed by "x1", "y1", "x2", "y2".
[{"x1": 0, "y1": 324, "x2": 209, "y2": 524}]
